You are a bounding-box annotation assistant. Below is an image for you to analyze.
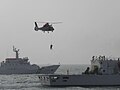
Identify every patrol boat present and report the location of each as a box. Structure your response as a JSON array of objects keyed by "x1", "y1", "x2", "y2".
[
  {"x1": 39, "y1": 56, "x2": 120, "y2": 86},
  {"x1": 0, "y1": 47, "x2": 59, "y2": 74}
]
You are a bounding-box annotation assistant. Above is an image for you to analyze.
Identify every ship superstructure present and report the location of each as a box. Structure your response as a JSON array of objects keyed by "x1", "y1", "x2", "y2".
[{"x1": 0, "y1": 47, "x2": 59, "y2": 74}]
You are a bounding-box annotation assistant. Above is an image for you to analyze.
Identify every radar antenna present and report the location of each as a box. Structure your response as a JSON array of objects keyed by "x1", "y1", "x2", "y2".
[{"x1": 13, "y1": 46, "x2": 20, "y2": 59}]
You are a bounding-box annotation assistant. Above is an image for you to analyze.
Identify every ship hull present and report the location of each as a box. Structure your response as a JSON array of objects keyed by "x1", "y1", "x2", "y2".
[
  {"x1": 0, "y1": 65, "x2": 59, "y2": 75},
  {"x1": 39, "y1": 74, "x2": 120, "y2": 86}
]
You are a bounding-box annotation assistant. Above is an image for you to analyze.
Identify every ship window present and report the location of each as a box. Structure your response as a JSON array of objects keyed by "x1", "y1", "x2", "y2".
[
  {"x1": 63, "y1": 77, "x2": 69, "y2": 79},
  {"x1": 46, "y1": 77, "x2": 49, "y2": 81},
  {"x1": 39, "y1": 76, "x2": 41, "y2": 79},
  {"x1": 41, "y1": 76, "x2": 44, "y2": 80},
  {"x1": 44, "y1": 77, "x2": 46, "y2": 80},
  {"x1": 41, "y1": 77, "x2": 43, "y2": 80}
]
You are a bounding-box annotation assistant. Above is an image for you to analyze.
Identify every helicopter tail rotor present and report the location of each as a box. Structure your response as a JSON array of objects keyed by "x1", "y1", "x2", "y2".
[{"x1": 34, "y1": 22, "x2": 38, "y2": 31}]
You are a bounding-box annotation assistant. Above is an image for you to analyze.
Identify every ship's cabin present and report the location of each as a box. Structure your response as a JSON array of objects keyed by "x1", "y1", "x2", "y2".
[
  {"x1": 83, "y1": 56, "x2": 120, "y2": 75},
  {"x1": 0, "y1": 57, "x2": 30, "y2": 66},
  {"x1": 0, "y1": 46, "x2": 30, "y2": 66}
]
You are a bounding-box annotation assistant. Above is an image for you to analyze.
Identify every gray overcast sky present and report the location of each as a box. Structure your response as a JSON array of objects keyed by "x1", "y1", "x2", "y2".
[{"x1": 0, "y1": 0, "x2": 120, "y2": 64}]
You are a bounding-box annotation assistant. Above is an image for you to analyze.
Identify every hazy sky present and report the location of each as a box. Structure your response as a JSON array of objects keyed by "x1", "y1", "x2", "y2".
[{"x1": 0, "y1": 0, "x2": 120, "y2": 64}]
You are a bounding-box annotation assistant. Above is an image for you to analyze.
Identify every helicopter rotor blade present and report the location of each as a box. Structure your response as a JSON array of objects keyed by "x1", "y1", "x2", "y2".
[
  {"x1": 50, "y1": 22, "x2": 62, "y2": 24},
  {"x1": 37, "y1": 21, "x2": 62, "y2": 24}
]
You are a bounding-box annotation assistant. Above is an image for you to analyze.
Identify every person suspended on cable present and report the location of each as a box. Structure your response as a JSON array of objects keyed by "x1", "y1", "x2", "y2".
[{"x1": 50, "y1": 44, "x2": 53, "y2": 50}]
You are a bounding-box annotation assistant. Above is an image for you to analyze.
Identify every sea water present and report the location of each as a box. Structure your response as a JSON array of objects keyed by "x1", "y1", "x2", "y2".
[{"x1": 0, "y1": 65, "x2": 120, "y2": 90}]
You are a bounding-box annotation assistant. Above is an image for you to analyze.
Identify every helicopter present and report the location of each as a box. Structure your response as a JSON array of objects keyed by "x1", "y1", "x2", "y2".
[{"x1": 34, "y1": 22, "x2": 61, "y2": 33}]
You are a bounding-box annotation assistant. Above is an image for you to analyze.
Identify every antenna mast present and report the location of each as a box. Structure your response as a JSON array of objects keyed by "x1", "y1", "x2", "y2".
[{"x1": 13, "y1": 46, "x2": 19, "y2": 59}]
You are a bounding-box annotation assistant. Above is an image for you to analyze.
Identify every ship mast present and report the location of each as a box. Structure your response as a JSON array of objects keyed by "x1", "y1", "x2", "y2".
[{"x1": 13, "y1": 46, "x2": 19, "y2": 59}]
